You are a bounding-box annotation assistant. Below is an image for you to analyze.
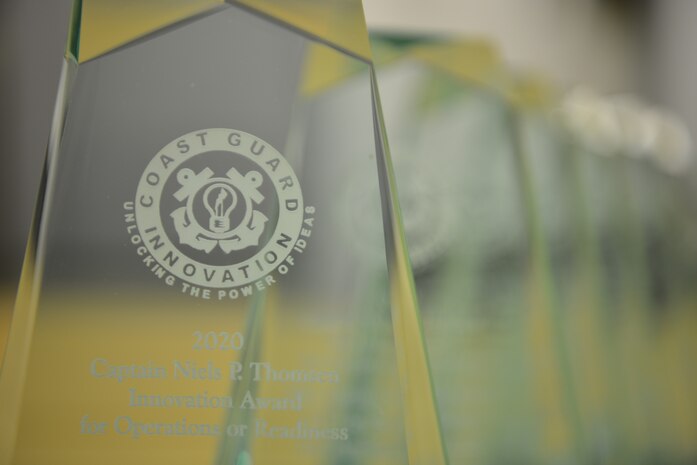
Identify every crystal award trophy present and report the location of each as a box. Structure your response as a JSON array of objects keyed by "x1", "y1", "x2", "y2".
[
  {"x1": 627, "y1": 160, "x2": 696, "y2": 461},
  {"x1": 523, "y1": 88, "x2": 697, "y2": 465},
  {"x1": 370, "y1": 38, "x2": 582, "y2": 465},
  {"x1": 618, "y1": 129, "x2": 697, "y2": 463},
  {"x1": 0, "y1": 1, "x2": 447, "y2": 464}
]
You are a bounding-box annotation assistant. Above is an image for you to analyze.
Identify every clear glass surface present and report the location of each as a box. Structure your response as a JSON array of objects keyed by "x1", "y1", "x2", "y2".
[{"x1": 0, "y1": 4, "x2": 445, "y2": 465}]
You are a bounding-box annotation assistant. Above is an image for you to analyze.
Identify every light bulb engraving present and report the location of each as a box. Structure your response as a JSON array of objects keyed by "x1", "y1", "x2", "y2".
[
  {"x1": 171, "y1": 167, "x2": 269, "y2": 253},
  {"x1": 206, "y1": 183, "x2": 236, "y2": 233},
  {"x1": 126, "y1": 128, "x2": 313, "y2": 299}
]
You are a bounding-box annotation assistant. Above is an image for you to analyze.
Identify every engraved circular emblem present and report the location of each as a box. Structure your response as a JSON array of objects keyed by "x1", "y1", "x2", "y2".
[{"x1": 131, "y1": 129, "x2": 306, "y2": 293}]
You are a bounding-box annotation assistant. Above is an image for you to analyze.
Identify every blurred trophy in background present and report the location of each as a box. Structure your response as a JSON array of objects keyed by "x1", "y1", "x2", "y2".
[
  {"x1": 0, "y1": 1, "x2": 447, "y2": 464},
  {"x1": 371, "y1": 34, "x2": 697, "y2": 465},
  {"x1": 563, "y1": 89, "x2": 697, "y2": 465},
  {"x1": 371, "y1": 37, "x2": 585, "y2": 465}
]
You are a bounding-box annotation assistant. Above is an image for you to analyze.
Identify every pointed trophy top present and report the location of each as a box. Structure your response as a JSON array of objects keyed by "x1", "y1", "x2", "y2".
[
  {"x1": 67, "y1": 0, "x2": 371, "y2": 63},
  {"x1": 68, "y1": 0, "x2": 224, "y2": 62},
  {"x1": 229, "y1": 0, "x2": 371, "y2": 61}
]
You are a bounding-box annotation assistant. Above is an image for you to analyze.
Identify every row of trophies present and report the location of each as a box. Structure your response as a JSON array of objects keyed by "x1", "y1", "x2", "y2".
[
  {"x1": 375, "y1": 37, "x2": 697, "y2": 465},
  {"x1": 0, "y1": 1, "x2": 695, "y2": 464}
]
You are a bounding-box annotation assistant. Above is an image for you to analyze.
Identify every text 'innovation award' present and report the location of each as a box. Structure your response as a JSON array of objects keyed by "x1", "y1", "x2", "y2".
[{"x1": 0, "y1": 1, "x2": 447, "y2": 464}]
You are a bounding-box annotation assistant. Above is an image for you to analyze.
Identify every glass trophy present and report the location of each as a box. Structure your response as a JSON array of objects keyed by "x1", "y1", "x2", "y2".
[
  {"x1": 568, "y1": 147, "x2": 639, "y2": 461},
  {"x1": 370, "y1": 38, "x2": 582, "y2": 465},
  {"x1": 622, "y1": 151, "x2": 697, "y2": 464},
  {"x1": 513, "y1": 87, "x2": 628, "y2": 465},
  {"x1": 569, "y1": 91, "x2": 695, "y2": 463},
  {"x1": 0, "y1": 1, "x2": 447, "y2": 464}
]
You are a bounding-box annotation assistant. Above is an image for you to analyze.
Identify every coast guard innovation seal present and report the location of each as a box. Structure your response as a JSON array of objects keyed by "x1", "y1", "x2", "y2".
[{"x1": 124, "y1": 129, "x2": 314, "y2": 299}]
